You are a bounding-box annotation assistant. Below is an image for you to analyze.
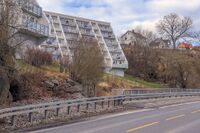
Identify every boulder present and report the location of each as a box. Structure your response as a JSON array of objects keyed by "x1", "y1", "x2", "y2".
[
  {"x1": 66, "y1": 79, "x2": 76, "y2": 86},
  {"x1": 51, "y1": 79, "x2": 59, "y2": 86},
  {"x1": 44, "y1": 81, "x2": 55, "y2": 88}
]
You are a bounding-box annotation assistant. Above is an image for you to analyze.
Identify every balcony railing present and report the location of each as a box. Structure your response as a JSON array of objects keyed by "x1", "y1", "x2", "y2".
[
  {"x1": 61, "y1": 22, "x2": 77, "y2": 27},
  {"x1": 20, "y1": 19, "x2": 49, "y2": 37},
  {"x1": 102, "y1": 34, "x2": 115, "y2": 39},
  {"x1": 112, "y1": 63, "x2": 128, "y2": 69},
  {"x1": 80, "y1": 31, "x2": 94, "y2": 37},
  {"x1": 63, "y1": 29, "x2": 79, "y2": 34},
  {"x1": 99, "y1": 27, "x2": 113, "y2": 32},
  {"x1": 78, "y1": 24, "x2": 92, "y2": 29},
  {"x1": 18, "y1": 0, "x2": 42, "y2": 17}
]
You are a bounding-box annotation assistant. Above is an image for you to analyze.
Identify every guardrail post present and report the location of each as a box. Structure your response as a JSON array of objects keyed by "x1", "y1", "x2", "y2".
[
  {"x1": 108, "y1": 101, "x2": 110, "y2": 108},
  {"x1": 77, "y1": 104, "x2": 80, "y2": 112},
  {"x1": 56, "y1": 108, "x2": 60, "y2": 117},
  {"x1": 86, "y1": 103, "x2": 89, "y2": 110},
  {"x1": 11, "y1": 115, "x2": 16, "y2": 126},
  {"x1": 29, "y1": 112, "x2": 33, "y2": 123},
  {"x1": 94, "y1": 102, "x2": 97, "y2": 110},
  {"x1": 44, "y1": 110, "x2": 48, "y2": 119},
  {"x1": 113, "y1": 100, "x2": 116, "y2": 107},
  {"x1": 67, "y1": 106, "x2": 70, "y2": 115},
  {"x1": 101, "y1": 101, "x2": 104, "y2": 109},
  {"x1": 117, "y1": 99, "x2": 121, "y2": 106}
]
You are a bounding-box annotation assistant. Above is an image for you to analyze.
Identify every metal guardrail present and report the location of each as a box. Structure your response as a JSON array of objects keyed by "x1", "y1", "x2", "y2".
[
  {"x1": 112, "y1": 89, "x2": 200, "y2": 96},
  {"x1": 1, "y1": 91, "x2": 200, "y2": 126}
]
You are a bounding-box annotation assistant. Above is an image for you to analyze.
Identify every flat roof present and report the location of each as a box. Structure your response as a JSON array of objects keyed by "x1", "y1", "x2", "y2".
[{"x1": 44, "y1": 11, "x2": 111, "y2": 25}]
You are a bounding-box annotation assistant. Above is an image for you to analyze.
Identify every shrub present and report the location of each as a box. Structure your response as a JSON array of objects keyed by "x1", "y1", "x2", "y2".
[{"x1": 25, "y1": 48, "x2": 53, "y2": 67}]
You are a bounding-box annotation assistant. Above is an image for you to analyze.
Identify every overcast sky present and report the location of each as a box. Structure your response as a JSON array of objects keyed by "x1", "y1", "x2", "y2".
[{"x1": 38, "y1": 0, "x2": 200, "y2": 36}]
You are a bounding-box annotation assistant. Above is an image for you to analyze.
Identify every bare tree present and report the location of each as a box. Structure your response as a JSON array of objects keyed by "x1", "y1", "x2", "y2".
[
  {"x1": 157, "y1": 13, "x2": 193, "y2": 49},
  {"x1": 69, "y1": 38, "x2": 104, "y2": 97},
  {"x1": 0, "y1": 0, "x2": 23, "y2": 104},
  {"x1": 135, "y1": 26, "x2": 157, "y2": 46}
]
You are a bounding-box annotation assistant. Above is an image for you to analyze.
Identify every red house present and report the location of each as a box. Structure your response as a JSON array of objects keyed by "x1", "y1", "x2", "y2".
[{"x1": 178, "y1": 42, "x2": 192, "y2": 49}]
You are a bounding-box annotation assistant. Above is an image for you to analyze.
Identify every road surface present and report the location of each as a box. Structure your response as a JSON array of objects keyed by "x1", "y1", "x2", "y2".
[{"x1": 30, "y1": 101, "x2": 200, "y2": 133}]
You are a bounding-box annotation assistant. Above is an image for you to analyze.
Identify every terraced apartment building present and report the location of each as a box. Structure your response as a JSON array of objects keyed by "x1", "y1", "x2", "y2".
[
  {"x1": 14, "y1": 0, "x2": 49, "y2": 58},
  {"x1": 15, "y1": 0, "x2": 128, "y2": 76}
]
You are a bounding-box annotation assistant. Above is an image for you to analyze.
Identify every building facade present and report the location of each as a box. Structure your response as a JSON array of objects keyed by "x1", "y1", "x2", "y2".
[
  {"x1": 12, "y1": 0, "x2": 128, "y2": 77},
  {"x1": 15, "y1": 0, "x2": 49, "y2": 58},
  {"x1": 41, "y1": 11, "x2": 128, "y2": 77}
]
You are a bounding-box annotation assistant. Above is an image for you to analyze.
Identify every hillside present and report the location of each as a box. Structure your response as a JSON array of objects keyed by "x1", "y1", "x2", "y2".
[{"x1": 13, "y1": 60, "x2": 162, "y2": 102}]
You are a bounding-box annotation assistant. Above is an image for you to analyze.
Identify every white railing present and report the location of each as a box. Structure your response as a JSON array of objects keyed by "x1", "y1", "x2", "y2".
[
  {"x1": 18, "y1": 0, "x2": 42, "y2": 17},
  {"x1": 21, "y1": 19, "x2": 49, "y2": 37}
]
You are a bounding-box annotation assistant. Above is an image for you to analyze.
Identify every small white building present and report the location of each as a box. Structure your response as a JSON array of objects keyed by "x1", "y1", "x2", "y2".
[{"x1": 120, "y1": 30, "x2": 147, "y2": 47}]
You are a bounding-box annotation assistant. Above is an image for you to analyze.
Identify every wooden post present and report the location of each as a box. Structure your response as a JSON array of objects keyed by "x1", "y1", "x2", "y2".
[
  {"x1": 11, "y1": 115, "x2": 16, "y2": 126},
  {"x1": 29, "y1": 112, "x2": 33, "y2": 123}
]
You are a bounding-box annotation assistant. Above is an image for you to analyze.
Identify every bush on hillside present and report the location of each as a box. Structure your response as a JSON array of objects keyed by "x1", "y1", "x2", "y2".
[{"x1": 25, "y1": 48, "x2": 53, "y2": 67}]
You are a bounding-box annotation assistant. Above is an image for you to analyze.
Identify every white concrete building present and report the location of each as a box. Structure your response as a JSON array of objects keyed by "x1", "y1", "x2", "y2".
[
  {"x1": 13, "y1": 0, "x2": 49, "y2": 58},
  {"x1": 13, "y1": 0, "x2": 128, "y2": 77},
  {"x1": 41, "y1": 11, "x2": 128, "y2": 77}
]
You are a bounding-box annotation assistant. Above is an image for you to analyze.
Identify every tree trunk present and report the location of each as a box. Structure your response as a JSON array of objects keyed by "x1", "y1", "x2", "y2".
[{"x1": 0, "y1": 68, "x2": 10, "y2": 105}]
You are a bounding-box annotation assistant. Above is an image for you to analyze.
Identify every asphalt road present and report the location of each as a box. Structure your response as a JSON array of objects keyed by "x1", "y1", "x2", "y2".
[{"x1": 30, "y1": 101, "x2": 200, "y2": 133}]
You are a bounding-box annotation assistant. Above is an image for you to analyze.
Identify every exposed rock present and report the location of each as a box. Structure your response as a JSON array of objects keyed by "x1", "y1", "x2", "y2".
[
  {"x1": 44, "y1": 81, "x2": 55, "y2": 88},
  {"x1": 66, "y1": 79, "x2": 76, "y2": 86},
  {"x1": 51, "y1": 79, "x2": 59, "y2": 86}
]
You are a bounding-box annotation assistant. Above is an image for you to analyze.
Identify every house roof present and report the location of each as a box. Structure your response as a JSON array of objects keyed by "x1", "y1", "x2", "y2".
[
  {"x1": 121, "y1": 30, "x2": 146, "y2": 40},
  {"x1": 178, "y1": 42, "x2": 192, "y2": 48},
  {"x1": 149, "y1": 38, "x2": 170, "y2": 47}
]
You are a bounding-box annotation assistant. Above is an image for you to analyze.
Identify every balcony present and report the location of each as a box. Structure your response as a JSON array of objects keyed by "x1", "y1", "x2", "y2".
[
  {"x1": 61, "y1": 22, "x2": 77, "y2": 27},
  {"x1": 108, "y1": 48, "x2": 122, "y2": 53},
  {"x1": 64, "y1": 29, "x2": 79, "y2": 34},
  {"x1": 102, "y1": 34, "x2": 115, "y2": 39},
  {"x1": 18, "y1": 0, "x2": 42, "y2": 18},
  {"x1": 105, "y1": 41, "x2": 118, "y2": 47},
  {"x1": 80, "y1": 31, "x2": 94, "y2": 37},
  {"x1": 112, "y1": 62, "x2": 128, "y2": 69},
  {"x1": 19, "y1": 19, "x2": 49, "y2": 38},
  {"x1": 78, "y1": 24, "x2": 92, "y2": 29},
  {"x1": 99, "y1": 27, "x2": 113, "y2": 32}
]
